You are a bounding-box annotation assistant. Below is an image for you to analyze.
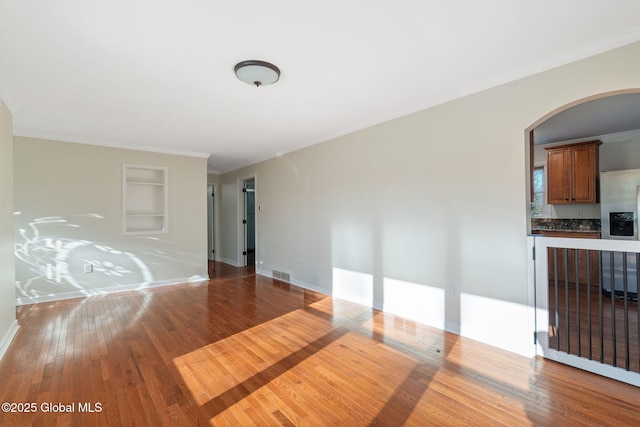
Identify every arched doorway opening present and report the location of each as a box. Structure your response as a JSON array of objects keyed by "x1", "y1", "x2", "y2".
[
  {"x1": 527, "y1": 89, "x2": 640, "y2": 230},
  {"x1": 527, "y1": 89, "x2": 640, "y2": 386}
]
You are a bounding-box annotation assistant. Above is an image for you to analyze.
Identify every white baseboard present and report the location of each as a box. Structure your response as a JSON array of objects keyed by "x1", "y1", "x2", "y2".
[
  {"x1": 0, "y1": 320, "x2": 19, "y2": 361},
  {"x1": 15, "y1": 275, "x2": 210, "y2": 306},
  {"x1": 256, "y1": 271, "x2": 332, "y2": 295},
  {"x1": 289, "y1": 277, "x2": 332, "y2": 296},
  {"x1": 251, "y1": 270, "x2": 534, "y2": 358},
  {"x1": 220, "y1": 257, "x2": 242, "y2": 267},
  {"x1": 445, "y1": 321, "x2": 461, "y2": 335}
]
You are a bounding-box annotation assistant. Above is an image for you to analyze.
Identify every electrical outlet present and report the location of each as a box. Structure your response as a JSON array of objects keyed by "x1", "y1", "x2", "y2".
[{"x1": 451, "y1": 286, "x2": 459, "y2": 296}]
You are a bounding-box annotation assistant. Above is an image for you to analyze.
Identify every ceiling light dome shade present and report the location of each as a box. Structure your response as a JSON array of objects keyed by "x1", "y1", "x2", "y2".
[{"x1": 234, "y1": 60, "x2": 280, "y2": 87}]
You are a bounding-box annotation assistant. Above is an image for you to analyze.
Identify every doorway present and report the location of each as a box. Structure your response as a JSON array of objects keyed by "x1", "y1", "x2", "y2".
[
  {"x1": 243, "y1": 178, "x2": 256, "y2": 270},
  {"x1": 527, "y1": 90, "x2": 640, "y2": 386}
]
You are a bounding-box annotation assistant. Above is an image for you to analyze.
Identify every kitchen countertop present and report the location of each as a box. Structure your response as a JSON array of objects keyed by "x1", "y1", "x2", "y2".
[
  {"x1": 531, "y1": 218, "x2": 600, "y2": 233},
  {"x1": 532, "y1": 228, "x2": 601, "y2": 235}
]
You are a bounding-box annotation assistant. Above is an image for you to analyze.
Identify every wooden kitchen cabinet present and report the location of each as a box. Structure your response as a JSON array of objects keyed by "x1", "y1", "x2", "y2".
[
  {"x1": 542, "y1": 231, "x2": 600, "y2": 286},
  {"x1": 545, "y1": 141, "x2": 601, "y2": 204}
]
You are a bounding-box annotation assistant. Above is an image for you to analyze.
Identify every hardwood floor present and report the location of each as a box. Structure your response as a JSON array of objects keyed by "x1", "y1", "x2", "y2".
[{"x1": 1, "y1": 262, "x2": 639, "y2": 426}]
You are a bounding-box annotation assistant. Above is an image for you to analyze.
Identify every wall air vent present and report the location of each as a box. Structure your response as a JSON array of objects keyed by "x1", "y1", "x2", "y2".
[{"x1": 272, "y1": 270, "x2": 290, "y2": 282}]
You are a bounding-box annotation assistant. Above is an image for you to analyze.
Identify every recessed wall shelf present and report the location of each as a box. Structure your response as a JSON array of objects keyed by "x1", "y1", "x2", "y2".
[{"x1": 122, "y1": 164, "x2": 168, "y2": 235}]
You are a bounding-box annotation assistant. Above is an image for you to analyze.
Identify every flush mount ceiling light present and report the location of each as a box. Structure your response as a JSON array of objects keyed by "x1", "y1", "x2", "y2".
[{"x1": 234, "y1": 60, "x2": 280, "y2": 87}]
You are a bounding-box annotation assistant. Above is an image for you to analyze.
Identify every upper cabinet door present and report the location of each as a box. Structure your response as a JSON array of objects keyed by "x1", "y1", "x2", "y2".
[
  {"x1": 571, "y1": 143, "x2": 599, "y2": 203},
  {"x1": 545, "y1": 141, "x2": 601, "y2": 205},
  {"x1": 547, "y1": 147, "x2": 570, "y2": 204}
]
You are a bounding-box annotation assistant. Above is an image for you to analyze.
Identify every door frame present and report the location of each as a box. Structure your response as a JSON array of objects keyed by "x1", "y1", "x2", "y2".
[
  {"x1": 237, "y1": 175, "x2": 257, "y2": 268},
  {"x1": 207, "y1": 184, "x2": 217, "y2": 261}
]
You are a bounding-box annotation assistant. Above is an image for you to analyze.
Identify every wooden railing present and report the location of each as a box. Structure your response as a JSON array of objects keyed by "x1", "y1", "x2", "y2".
[{"x1": 534, "y1": 236, "x2": 640, "y2": 386}]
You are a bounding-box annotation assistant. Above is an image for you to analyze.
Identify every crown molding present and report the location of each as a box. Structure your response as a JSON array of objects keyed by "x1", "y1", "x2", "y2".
[
  {"x1": 599, "y1": 129, "x2": 640, "y2": 144},
  {"x1": 12, "y1": 128, "x2": 211, "y2": 159},
  {"x1": 539, "y1": 129, "x2": 640, "y2": 148}
]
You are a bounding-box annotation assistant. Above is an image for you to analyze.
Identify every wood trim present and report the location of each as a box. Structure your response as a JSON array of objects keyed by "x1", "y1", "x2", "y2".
[
  {"x1": 530, "y1": 129, "x2": 535, "y2": 202},
  {"x1": 542, "y1": 140, "x2": 603, "y2": 151}
]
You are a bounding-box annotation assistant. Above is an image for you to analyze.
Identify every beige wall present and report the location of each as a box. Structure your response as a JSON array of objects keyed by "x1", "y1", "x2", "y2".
[
  {"x1": 14, "y1": 137, "x2": 209, "y2": 304},
  {"x1": 207, "y1": 173, "x2": 221, "y2": 185},
  {"x1": 218, "y1": 41, "x2": 640, "y2": 356},
  {"x1": 0, "y1": 100, "x2": 18, "y2": 358}
]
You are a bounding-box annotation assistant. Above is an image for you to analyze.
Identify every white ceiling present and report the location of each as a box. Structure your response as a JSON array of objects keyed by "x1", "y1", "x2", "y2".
[
  {"x1": 2, "y1": 1, "x2": 640, "y2": 174},
  {"x1": 534, "y1": 93, "x2": 640, "y2": 145}
]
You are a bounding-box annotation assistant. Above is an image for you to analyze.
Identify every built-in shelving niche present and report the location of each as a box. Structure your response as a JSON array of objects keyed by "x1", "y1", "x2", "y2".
[{"x1": 122, "y1": 164, "x2": 168, "y2": 235}]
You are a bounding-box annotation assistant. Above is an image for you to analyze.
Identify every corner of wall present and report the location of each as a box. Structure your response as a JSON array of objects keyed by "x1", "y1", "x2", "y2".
[
  {"x1": 0, "y1": 99, "x2": 16, "y2": 362},
  {"x1": 0, "y1": 320, "x2": 19, "y2": 361}
]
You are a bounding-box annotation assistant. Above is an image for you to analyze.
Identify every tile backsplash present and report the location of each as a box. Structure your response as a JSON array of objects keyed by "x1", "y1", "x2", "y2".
[{"x1": 531, "y1": 218, "x2": 601, "y2": 232}]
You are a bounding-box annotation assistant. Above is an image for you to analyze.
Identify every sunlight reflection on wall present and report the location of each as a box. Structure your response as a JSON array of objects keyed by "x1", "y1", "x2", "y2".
[
  {"x1": 331, "y1": 267, "x2": 373, "y2": 307},
  {"x1": 15, "y1": 216, "x2": 154, "y2": 304},
  {"x1": 383, "y1": 278, "x2": 445, "y2": 330},
  {"x1": 460, "y1": 292, "x2": 532, "y2": 357}
]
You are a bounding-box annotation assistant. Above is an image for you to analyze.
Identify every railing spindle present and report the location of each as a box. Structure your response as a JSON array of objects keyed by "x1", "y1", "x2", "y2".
[
  {"x1": 554, "y1": 247, "x2": 560, "y2": 351},
  {"x1": 637, "y1": 253, "x2": 640, "y2": 372},
  {"x1": 586, "y1": 250, "x2": 592, "y2": 361},
  {"x1": 564, "y1": 248, "x2": 570, "y2": 354},
  {"x1": 600, "y1": 252, "x2": 606, "y2": 364},
  {"x1": 611, "y1": 251, "x2": 617, "y2": 367},
  {"x1": 623, "y1": 253, "x2": 629, "y2": 371},
  {"x1": 575, "y1": 249, "x2": 581, "y2": 357}
]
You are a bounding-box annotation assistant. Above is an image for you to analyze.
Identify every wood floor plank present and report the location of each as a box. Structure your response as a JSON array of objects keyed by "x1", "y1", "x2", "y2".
[{"x1": 1, "y1": 261, "x2": 639, "y2": 426}]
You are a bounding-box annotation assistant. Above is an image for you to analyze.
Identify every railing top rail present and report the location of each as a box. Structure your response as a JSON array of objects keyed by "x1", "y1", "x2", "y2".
[{"x1": 534, "y1": 235, "x2": 640, "y2": 252}]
